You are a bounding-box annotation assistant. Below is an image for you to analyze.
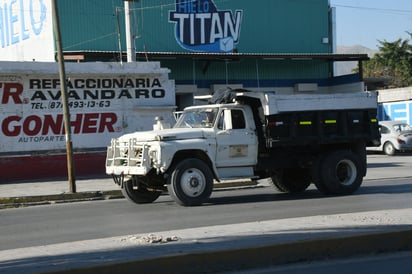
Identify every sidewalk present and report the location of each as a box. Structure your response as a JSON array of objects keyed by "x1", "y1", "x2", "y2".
[
  {"x1": 1, "y1": 208, "x2": 412, "y2": 273},
  {"x1": 0, "y1": 177, "x2": 121, "y2": 209},
  {"x1": 0, "y1": 177, "x2": 117, "y2": 198},
  {"x1": 0, "y1": 177, "x2": 258, "y2": 208}
]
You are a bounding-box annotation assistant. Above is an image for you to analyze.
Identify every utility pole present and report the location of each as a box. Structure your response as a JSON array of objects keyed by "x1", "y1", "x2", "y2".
[
  {"x1": 51, "y1": 0, "x2": 76, "y2": 193},
  {"x1": 124, "y1": 0, "x2": 136, "y2": 62}
]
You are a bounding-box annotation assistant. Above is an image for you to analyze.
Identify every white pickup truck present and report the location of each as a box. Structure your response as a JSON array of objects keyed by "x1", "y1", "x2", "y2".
[{"x1": 106, "y1": 89, "x2": 380, "y2": 206}]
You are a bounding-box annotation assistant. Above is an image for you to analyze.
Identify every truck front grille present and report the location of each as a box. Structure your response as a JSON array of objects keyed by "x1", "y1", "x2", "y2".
[{"x1": 105, "y1": 138, "x2": 150, "y2": 175}]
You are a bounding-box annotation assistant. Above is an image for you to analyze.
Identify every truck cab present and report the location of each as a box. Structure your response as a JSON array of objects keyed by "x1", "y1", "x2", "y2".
[{"x1": 174, "y1": 104, "x2": 258, "y2": 179}]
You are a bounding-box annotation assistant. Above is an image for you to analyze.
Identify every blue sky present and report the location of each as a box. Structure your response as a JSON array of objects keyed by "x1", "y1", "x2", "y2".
[{"x1": 330, "y1": 0, "x2": 412, "y2": 49}]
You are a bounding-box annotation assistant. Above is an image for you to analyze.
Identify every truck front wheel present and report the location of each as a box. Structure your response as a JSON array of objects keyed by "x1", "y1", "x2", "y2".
[
  {"x1": 167, "y1": 158, "x2": 213, "y2": 206},
  {"x1": 314, "y1": 150, "x2": 363, "y2": 195},
  {"x1": 121, "y1": 178, "x2": 162, "y2": 204}
]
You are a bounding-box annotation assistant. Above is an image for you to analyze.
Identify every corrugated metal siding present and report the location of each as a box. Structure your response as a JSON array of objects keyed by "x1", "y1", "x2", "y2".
[
  {"x1": 162, "y1": 59, "x2": 329, "y2": 84},
  {"x1": 57, "y1": 0, "x2": 332, "y2": 83},
  {"x1": 58, "y1": 0, "x2": 330, "y2": 54},
  {"x1": 58, "y1": 0, "x2": 124, "y2": 51},
  {"x1": 135, "y1": 0, "x2": 330, "y2": 53}
]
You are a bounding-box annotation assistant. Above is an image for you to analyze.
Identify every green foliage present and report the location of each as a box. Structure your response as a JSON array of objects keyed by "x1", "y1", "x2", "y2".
[{"x1": 362, "y1": 33, "x2": 412, "y2": 88}]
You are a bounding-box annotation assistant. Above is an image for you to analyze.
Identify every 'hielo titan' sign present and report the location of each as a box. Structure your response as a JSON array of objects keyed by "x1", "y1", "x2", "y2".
[{"x1": 169, "y1": 0, "x2": 243, "y2": 53}]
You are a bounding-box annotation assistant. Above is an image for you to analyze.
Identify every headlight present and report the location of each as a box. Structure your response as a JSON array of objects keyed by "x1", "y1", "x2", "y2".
[{"x1": 150, "y1": 150, "x2": 158, "y2": 164}]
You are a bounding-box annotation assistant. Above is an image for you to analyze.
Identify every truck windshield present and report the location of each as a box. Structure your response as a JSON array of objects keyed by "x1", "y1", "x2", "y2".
[{"x1": 174, "y1": 108, "x2": 218, "y2": 128}]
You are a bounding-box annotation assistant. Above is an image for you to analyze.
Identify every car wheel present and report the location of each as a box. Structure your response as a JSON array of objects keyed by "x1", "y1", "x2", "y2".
[{"x1": 383, "y1": 142, "x2": 396, "y2": 156}]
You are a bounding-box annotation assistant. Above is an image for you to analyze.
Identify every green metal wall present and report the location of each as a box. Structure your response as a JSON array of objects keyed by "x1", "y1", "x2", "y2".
[
  {"x1": 58, "y1": 0, "x2": 330, "y2": 54},
  {"x1": 57, "y1": 1, "x2": 123, "y2": 52},
  {"x1": 159, "y1": 58, "x2": 329, "y2": 87},
  {"x1": 57, "y1": 0, "x2": 332, "y2": 86}
]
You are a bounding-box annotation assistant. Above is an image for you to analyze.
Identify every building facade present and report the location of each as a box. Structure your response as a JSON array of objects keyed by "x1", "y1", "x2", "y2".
[
  {"x1": 1, "y1": 0, "x2": 366, "y2": 108},
  {"x1": 54, "y1": 0, "x2": 366, "y2": 108},
  {"x1": 0, "y1": 0, "x2": 369, "y2": 181}
]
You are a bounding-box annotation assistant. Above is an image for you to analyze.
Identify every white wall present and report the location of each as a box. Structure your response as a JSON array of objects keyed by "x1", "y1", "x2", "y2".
[{"x1": 0, "y1": 0, "x2": 54, "y2": 61}]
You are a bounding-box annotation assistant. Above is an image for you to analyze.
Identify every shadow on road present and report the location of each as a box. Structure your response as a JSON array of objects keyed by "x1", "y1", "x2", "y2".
[
  {"x1": 207, "y1": 180, "x2": 412, "y2": 206},
  {"x1": 367, "y1": 162, "x2": 402, "y2": 168},
  {"x1": 358, "y1": 182, "x2": 412, "y2": 195},
  {"x1": 208, "y1": 190, "x2": 323, "y2": 205},
  {"x1": 1, "y1": 224, "x2": 411, "y2": 274}
]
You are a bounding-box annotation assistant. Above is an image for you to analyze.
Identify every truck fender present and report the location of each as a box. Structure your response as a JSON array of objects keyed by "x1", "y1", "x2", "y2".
[{"x1": 164, "y1": 150, "x2": 220, "y2": 182}]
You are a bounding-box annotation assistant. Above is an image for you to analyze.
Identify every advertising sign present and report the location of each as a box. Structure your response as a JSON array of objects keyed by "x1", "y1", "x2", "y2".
[
  {"x1": 379, "y1": 101, "x2": 412, "y2": 125},
  {"x1": 169, "y1": 0, "x2": 243, "y2": 53},
  {"x1": 0, "y1": 0, "x2": 54, "y2": 61},
  {"x1": 0, "y1": 62, "x2": 176, "y2": 154}
]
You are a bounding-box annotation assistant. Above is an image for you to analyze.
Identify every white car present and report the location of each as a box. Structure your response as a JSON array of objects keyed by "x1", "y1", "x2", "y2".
[{"x1": 368, "y1": 120, "x2": 412, "y2": 155}]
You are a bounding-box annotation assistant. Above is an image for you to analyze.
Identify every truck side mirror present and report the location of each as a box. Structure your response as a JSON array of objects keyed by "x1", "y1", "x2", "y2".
[{"x1": 223, "y1": 109, "x2": 233, "y2": 130}]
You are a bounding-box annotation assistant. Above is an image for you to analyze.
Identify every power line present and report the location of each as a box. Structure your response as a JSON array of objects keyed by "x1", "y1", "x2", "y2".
[
  {"x1": 332, "y1": 4, "x2": 412, "y2": 16},
  {"x1": 63, "y1": 32, "x2": 117, "y2": 50}
]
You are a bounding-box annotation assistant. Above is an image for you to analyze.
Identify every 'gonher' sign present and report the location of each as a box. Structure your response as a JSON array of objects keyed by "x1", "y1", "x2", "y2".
[
  {"x1": 0, "y1": 72, "x2": 175, "y2": 153},
  {"x1": 169, "y1": 0, "x2": 243, "y2": 53}
]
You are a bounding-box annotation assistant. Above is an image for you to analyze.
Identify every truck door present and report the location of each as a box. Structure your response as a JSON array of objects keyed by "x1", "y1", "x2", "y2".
[{"x1": 215, "y1": 108, "x2": 258, "y2": 168}]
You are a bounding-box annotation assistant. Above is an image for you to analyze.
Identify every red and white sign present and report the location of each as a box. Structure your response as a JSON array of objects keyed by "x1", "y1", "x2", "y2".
[{"x1": 0, "y1": 61, "x2": 176, "y2": 154}]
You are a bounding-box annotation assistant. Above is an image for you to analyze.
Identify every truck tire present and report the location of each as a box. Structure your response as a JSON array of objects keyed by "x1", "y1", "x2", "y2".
[
  {"x1": 383, "y1": 142, "x2": 396, "y2": 156},
  {"x1": 121, "y1": 178, "x2": 162, "y2": 204},
  {"x1": 316, "y1": 150, "x2": 363, "y2": 195},
  {"x1": 167, "y1": 158, "x2": 213, "y2": 206},
  {"x1": 270, "y1": 168, "x2": 311, "y2": 193},
  {"x1": 312, "y1": 153, "x2": 331, "y2": 194}
]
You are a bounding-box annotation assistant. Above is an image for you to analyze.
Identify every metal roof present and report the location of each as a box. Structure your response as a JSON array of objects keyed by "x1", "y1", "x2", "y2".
[{"x1": 63, "y1": 51, "x2": 369, "y2": 62}]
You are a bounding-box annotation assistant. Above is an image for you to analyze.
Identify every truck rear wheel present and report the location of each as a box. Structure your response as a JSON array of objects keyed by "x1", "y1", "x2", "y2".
[
  {"x1": 312, "y1": 154, "x2": 329, "y2": 194},
  {"x1": 314, "y1": 150, "x2": 363, "y2": 195},
  {"x1": 270, "y1": 168, "x2": 311, "y2": 193},
  {"x1": 167, "y1": 158, "x2": 213, "y2": 206},
  {"x1": 121, "y1": 178, "x2": 162, "y2": 204}
]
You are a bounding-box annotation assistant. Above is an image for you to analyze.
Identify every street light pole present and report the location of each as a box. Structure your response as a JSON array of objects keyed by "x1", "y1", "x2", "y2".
[
  {"x1": 124, "y1": 0, "x2": 136, "y2": 62},
  {"x1": 51, "y1": 0, "x2": 76, "y2": 193}
]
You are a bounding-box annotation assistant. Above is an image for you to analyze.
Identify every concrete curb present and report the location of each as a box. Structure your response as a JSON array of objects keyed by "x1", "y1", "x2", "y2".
[
  {"x1": 44, "y1": 229, "x2": 412, "y2": 274},
  {"x1": 0, "y1": 190, "x2": 123, "y2": 209},
  {"x1": 0, "y1": 181, "x2": 258, "y2": 209}
]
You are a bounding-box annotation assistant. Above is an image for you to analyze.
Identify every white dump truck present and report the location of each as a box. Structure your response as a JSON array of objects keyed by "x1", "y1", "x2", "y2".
[{"x1": 106, "y1": 88, "x2": 380, "y2": 206}]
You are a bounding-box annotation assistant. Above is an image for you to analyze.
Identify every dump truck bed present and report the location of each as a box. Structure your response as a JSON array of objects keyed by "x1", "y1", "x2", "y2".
[
  {"x1": 235, "y1": 91, "x2": 380, "y2": 148},
  {"x1": 237, "y1": 91, "x2": 378, "y2": 116}
]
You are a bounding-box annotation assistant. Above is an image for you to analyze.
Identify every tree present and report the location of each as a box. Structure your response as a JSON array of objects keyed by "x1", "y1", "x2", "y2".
[{"x1": 362, "y1": 33, "x2": 412, "y2": 88}]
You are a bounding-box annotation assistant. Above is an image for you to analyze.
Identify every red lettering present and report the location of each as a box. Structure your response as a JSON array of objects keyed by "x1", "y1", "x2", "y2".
[
  {"x1": 2, "y1": 116, "x2": 21, "y2": 136},
  {"x1": 23, "y1": 116, "x2": 42, "y2": 136},
  {"x1": 82, "y1": 113, "x2": 99, "y2": 133},
  {"x1": 1, "y1": 83, "x2": 23, "y2": 104},
  {"x1": 1, "y1": 113, "x2": 118, "y2": 136},
  {"x1": 99, "y1": 113, "x2": 117, "y2": 132},
  {"x1": 70, "y1": 114, "x2": 83, "y2": 134},
  {"x1": 42, "y1": 114, "x2": 64, "y2": 135}
]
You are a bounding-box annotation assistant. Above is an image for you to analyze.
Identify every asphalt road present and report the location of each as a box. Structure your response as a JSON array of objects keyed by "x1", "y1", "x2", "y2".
[{"x1": 1, "y1": 154, "x2": 411, "y2": 252}]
